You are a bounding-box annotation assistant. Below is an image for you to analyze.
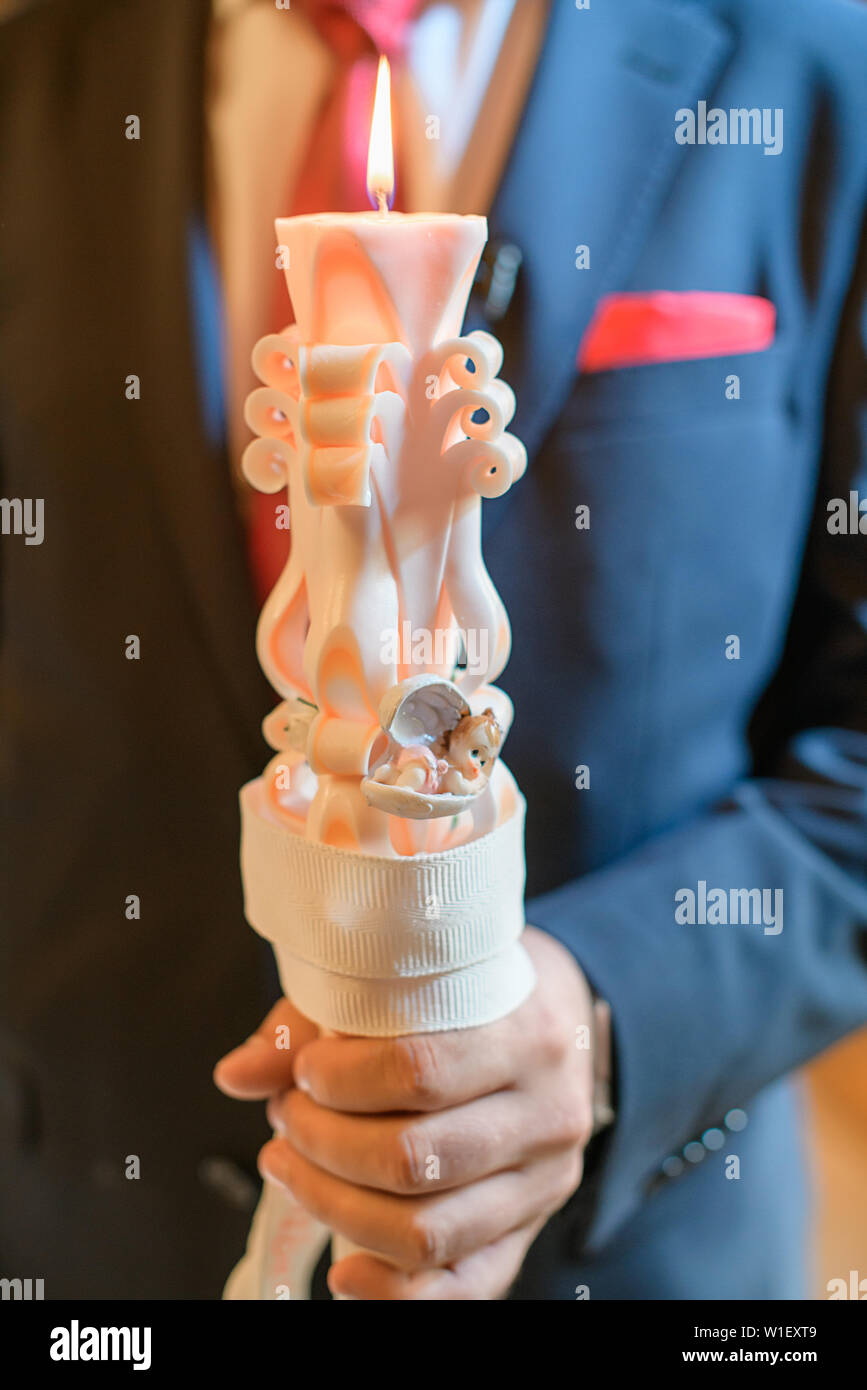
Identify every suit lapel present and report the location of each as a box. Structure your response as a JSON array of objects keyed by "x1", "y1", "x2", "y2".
[
  {"x1": 131, "y1": 0, "x2": 270, "y2": 739},
  {"x1": 0, "y1": 0, "x2": 269, "y2": 763},
  {"x1": 113, "y1": 0, "x2": 270, "y2": 746},
  {"x1": 485, "y1": 0, "x2": 735, "y2": 460}
]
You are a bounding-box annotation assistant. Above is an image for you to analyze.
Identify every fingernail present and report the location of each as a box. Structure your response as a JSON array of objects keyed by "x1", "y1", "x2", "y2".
[
  {"x1": 258, "y1": 1142, "x2": 291, "y2": 1193},
  {"x1": 266, "y1": 1097, "x2": 286, "y2": 1134},
  {"x1": 295, "y1": 1066, "x2": 311, "y2": 1095}
]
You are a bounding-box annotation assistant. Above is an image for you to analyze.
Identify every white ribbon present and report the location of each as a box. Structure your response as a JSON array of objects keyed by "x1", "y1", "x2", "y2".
[{"x1": 224, "y1": 771, "x2": 534, "y2": 1300}]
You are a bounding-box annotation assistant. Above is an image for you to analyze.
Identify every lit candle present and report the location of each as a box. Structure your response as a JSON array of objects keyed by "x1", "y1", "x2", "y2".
[
  {"x1": 227, "y1": 58, "x2": 532, "y2": 1302},
  {"x1": 367, "y1": 55, "x2": 394, "y2": 213},
  {"x1": 242, "y1": 55, "x2": 525, "y2": 856}
]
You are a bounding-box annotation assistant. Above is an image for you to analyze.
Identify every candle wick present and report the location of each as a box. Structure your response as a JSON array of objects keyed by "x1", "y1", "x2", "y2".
[{"x1": 375, "y1": 189, "x2": 389, "y2": 215}]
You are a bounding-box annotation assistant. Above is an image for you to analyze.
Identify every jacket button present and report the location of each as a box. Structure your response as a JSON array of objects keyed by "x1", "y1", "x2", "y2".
[{"x1": 475, "y1": 240, "x2": 522, "y2": 323}]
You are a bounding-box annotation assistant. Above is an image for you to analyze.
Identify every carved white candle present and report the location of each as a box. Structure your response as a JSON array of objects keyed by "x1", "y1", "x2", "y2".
[
  {"x1": 242, "y1": 207, "x2": 525, "y2": 857},
  {"x1": 225, "y1": 58, "x2": 533, "y2": 1301}
]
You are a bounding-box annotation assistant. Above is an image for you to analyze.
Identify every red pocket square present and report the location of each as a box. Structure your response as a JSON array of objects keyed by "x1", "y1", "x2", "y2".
[{"x1": 578, "y1": 291, "x2": 776, "y2": 372}]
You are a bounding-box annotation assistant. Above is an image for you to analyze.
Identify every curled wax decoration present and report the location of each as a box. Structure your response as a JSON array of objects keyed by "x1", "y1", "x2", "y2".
[
  {"x1": 244, "y1": 385, "x2": 299, "y2": 445},
  {"x1": 262, "y1": 698, "x2": 318, "y2": 755},
  {"x1": 430, "y1": 378, "x2": 515, "y2": 447},
  {"x1": 500, "y1": 429, "x2": 529, "y2": 482},
  {"x1": 241, "y1": 435, "x2": 294, "y2": 494},
  {"x1": 307, "y1": 711, "x2": 387, "y2": 778},
  {"x1": 418, "y1": 330, "x2": 504, "y2": 403},
  {"x1": 302, "y1": 394, "x2": 377, "y2": 449},
  {"x1": 472, "y1": 378, "x2": 517, "y2": 434},
  {"x1": 251, "y1": 331, "x2": 302, "y2": 396},
  {"x1": 448, "y1": 433, "x2": 528, "y2": 499},
  {"x1": 441, "y1": 510, "x2": 511, "y2": 692},
  {"x1": 412, "y1": 330, "x2": 525, "y2": 498},
  {"x1": 256, "y1": 570, "x2": 315, "y2": 704},
  {"x1": 293, "y1": 341, "x2": 411, "y2": 508},
  {"x1": 314, "y1": 626, "x2": 388, "y2": 726},
  {"x1": 296, "y1": 341, "x2": 411, "y2": 400}
]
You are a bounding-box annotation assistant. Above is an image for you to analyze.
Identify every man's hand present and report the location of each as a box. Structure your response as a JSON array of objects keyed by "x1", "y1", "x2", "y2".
[{"x1": 214, "y1": 926, "x2": 604, "y2": 1300}]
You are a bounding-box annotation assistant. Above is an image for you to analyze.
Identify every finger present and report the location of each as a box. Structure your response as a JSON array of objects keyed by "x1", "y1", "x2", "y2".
[
  {"x1": 213, "y1": 997, "x2": 318, "y2": 1099},
  {"x1": 329, "y1": 1222, "x2": 543, "y2": 1301},
  {"x1": 271, "y1": 1084, "x2": 576, "y2": 1194},
  {"x1": 259, "y1": 1137, "x2": 581, "y2": 1271},
  {"x1": 294, "y1": 1014, "x2": 539, "y2": 1115}
]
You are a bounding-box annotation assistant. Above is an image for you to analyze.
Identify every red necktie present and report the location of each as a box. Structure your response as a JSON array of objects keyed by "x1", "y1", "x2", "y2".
[{"x1": 248, "y1": 0, "x2": 419, "y2": 602}]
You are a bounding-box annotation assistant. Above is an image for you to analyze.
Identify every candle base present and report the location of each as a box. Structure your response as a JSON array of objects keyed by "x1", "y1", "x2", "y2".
[{"x1": 224, "y1": 774, "x2": 535, "y2": 1300}]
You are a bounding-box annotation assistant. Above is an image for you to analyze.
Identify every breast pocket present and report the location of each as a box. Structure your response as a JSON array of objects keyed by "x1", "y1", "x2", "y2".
[
  {"x1": 563, "y1": 338, "x2": 790, "y2": 433},
  {"x1": 504, "y1": 340, "x2": 815, "y2": 847},
  {"x1": 553, "y1": 341, "x2": 808, "y2": 663}
]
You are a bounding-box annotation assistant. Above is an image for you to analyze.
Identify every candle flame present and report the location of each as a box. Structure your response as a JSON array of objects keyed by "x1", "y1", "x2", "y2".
[{"x1": 366, "y1": 56, "x2": 394, "y2": 211}]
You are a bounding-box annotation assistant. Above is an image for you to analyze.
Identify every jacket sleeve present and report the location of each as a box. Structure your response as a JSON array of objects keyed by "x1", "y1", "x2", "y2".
[{"x1": 527, "y1": 214, "x2": 867, "y2": 1253}]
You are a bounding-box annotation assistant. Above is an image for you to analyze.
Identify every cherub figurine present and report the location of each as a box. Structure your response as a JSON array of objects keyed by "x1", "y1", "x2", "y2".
[
  {"x1": 373, "y1": 708, "x2": 503, "y2": 798},
  {"x1": 373, "y1": 743, "x2": 449, "y2": 794},
  {"x1": 434, "y1": 709, "x2": 503, "y2": 794}
]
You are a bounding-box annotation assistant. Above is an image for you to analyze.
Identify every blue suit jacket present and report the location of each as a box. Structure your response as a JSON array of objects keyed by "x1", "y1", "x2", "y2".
[{"x1": 460, "y1": 0, "x2": 867, "y2": 1299}]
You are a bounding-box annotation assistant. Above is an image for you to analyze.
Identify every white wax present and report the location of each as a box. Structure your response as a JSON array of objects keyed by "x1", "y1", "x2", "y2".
[{"x1": 275, "y1": 212, "x2": 487, "y2": 354}]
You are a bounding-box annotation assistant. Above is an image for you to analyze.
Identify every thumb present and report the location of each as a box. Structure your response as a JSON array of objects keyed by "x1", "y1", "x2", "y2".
[{"x1": 213, "y1": 996, "x2": 319, "y2": 1100}]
